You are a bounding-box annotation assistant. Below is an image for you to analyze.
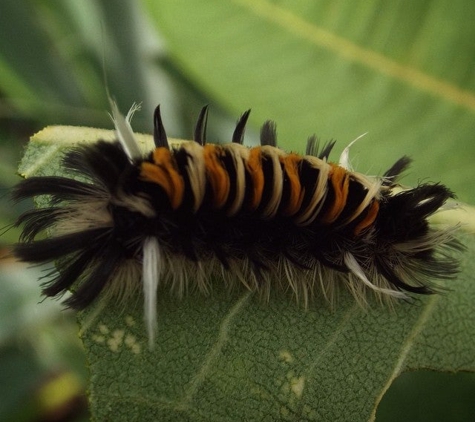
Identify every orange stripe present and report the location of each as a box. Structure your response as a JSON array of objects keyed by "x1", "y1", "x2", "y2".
[
  {"x1": 280, "y1": 154, "x2": 305, "y2": 216},
  {"x1": 354, "y1": 200, "x2": 379, "y2": 235},
  {"x1": 140, "y1": 148, "x2": 184, "y2": 209},
  {"x1": 320, "y1": 165, "x2": 349, "y2": 224},
  {"x1": 203, "y1": 145, "x2": 230, "y2": 209},
  {"x1": 245, "y1": 148, "x2": 264, "y2": 210}
]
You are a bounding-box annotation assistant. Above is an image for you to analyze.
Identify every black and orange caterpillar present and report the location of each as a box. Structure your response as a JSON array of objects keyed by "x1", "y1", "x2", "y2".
[{"x1": 11, "y1": 103, "x2": 461, "y2": 343}]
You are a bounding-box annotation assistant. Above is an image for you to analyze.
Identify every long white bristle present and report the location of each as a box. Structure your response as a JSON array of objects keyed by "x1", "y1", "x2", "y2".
[
  {"x1": 109, "y1": 100, "x2": 142, "y2": 161},
  {"x1": 344, "y1": 252, "x2": 407, "y2": 299},
  {"x1": 339, "y1": 132, "x2": 368, "y2": 170},
  {"x1": 143, "y1": 237, "x2": 161, "y2": 349}
]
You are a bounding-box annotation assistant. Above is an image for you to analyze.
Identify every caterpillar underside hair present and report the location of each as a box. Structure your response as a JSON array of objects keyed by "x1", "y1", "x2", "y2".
[{"x1": 12, "y1": 104, "x2": 462, "y2": 345}]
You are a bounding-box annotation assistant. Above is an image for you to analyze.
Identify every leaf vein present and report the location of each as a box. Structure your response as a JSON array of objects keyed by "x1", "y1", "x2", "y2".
[
  {"x1": 234, "y1": 0, "x2": 475, "y2": 111},
  {"x1": 178, "y1": 292, "x2": 252, "y2": 407},
  {"x1": 369, "y1": 295, "x2": 440, "y2": 422}
]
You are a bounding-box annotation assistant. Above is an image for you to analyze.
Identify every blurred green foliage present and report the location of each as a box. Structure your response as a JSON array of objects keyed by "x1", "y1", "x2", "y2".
[{"x1": 0, "y1": 0, "x2": 474, "y2": 421}]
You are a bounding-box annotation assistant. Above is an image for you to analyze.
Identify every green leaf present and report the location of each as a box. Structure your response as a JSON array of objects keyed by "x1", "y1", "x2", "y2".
[
  {"x1": 18, "y1": 126, "x2": 475, "y2": 421},
  {"x1": 142, "y1": 0, "x2": 475, "y2": 203}
]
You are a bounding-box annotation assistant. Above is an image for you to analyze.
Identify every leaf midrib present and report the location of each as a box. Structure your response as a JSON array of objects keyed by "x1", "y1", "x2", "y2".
[{"x1": 233, "y1": 0, "x2": 475, "y2": 111}]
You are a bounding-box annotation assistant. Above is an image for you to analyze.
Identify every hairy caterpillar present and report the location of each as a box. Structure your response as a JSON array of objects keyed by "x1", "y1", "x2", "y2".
[{"x1": 12, "y1": 103, "x2": 461, "y2": 344}]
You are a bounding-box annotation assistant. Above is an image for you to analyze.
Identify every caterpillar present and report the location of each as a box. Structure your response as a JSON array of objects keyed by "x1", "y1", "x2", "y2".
[{"x1": 12, "y1": 103, "x2": 461, "y2": 344}]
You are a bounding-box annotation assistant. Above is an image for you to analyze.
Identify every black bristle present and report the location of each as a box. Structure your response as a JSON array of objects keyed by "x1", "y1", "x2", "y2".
[
  {"x1": 153, "y1": 105, "x2": 169, "y2": 149},
  {"x1": 12, "y1": 177, "x2": 98, "y2": 203},
  {"x1": 64, "y1": 244, "x2": 124, "y2": 309},
  {"x1": 42, "y1": 247, "x2": 99, "y2": 299},
  {"x1": 319, "y1": 140, "x2": 336, "y2": 160},
  {"x1": 306, "y1": 137, "x2": 336, "y2": 160},
  {"x1": 382, "y1": 156, "x2": 412, "y2": 185},
  {"x1": 13, "y1": 228, "x2": 108, "y2": 263},
  {"x1": 194, "y1": 106, "x2": 209, "y2": 145},
  {"x1": 260, "y1": 121, "x2": 277, "y2": 147},
  {"x1": 232, "y1": 110, "x2": 251, "y2": 144}
]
